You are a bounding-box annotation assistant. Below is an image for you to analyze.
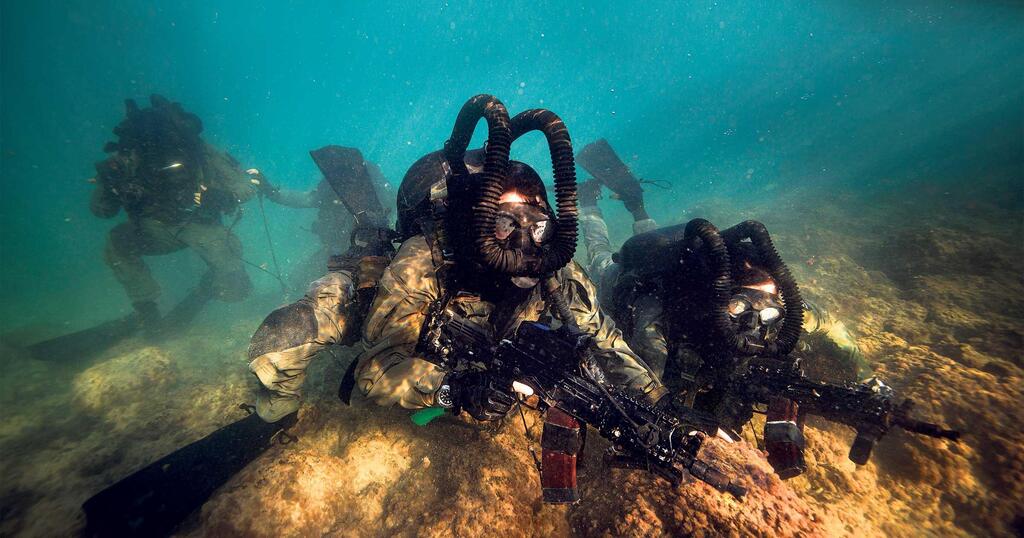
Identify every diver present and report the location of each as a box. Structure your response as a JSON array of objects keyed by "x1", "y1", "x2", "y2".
[
  {"x1": 353, "y1": 96, "x2": 665, "y2": 420},
  {"x1": 246, "y1": 145, "x2": 397, "y2": 423},
  {"x1": 577, "y1": 140, "x2": 866, "y2": 477},
  {"x1": 246, "y1": 156, "x2": 391, "y2": 283},
  {"x1": 81, "y1": 146, "x2": 399, "y2": 536},
  {"x1": 577, "y1": 139, "x2": 863, "y2": 384},
  {"x1": 90, "y1": 95, "x2": 258, "y2": 332}
]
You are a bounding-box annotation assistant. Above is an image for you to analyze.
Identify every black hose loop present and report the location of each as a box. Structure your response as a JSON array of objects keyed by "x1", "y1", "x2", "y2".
[
  {"x1": 682, "y1": 219, "x2": 746, "y2": 355},
  {"x1": 506, "y1": 109, "x2": 579, "y2": 275},
  {"x1": 721, "y1": 220, "x2": 803, "y2": 356},
  {"x1": 441, "y1": 95, "x2": 519, "y2": 275}
]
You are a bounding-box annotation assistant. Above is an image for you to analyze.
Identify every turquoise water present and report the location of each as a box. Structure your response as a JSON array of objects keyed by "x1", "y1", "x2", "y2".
[{"x1": 2, "y1": 1, "x2": 1020, "y2": 329}]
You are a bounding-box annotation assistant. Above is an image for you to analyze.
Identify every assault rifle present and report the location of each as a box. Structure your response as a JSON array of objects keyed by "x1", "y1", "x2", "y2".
[
  {"x1": 416, "y1": 301, "x2": 747, "y2": 502},
  {"x1": 720, "y1": 355, "x2": 960, "y2": 476}
]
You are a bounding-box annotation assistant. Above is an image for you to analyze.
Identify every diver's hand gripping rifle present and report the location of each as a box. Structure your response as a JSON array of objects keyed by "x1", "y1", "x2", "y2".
[
  {"x1": 733, "y1": 356, "x2": 960, "y2": 465},
  {"x1": 416, "y1": 301, "x2": 747, "y2": 502}
]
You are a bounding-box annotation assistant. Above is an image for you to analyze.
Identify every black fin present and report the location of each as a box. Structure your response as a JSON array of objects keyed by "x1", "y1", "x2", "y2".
[
  {"x1": 159, "y1": 285, "x2": 214, "y2": 333},
  {"x1": 25, "y1": 316, "x2": 139, "y2": 362},
  {"x1": 576, "y1": 139, "x2": 644, "y2": 205},
  {"x1": 24, "y1": 284, "x2": 214, "y2": 363},
  {"x1": 309, "y1": 146, "x2": 386, "y2": 228},
  {"x1": 82, "y1": 411, "x2": 297, "y2": 537},
  {"x1": 337, "y1": 359, "x2": 359, "y2": 405}
]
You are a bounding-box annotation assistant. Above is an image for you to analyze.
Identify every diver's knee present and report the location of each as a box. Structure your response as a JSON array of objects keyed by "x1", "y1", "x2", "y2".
[{"x1": 248, "y1": 299, "x2": 319, "y2": 360}]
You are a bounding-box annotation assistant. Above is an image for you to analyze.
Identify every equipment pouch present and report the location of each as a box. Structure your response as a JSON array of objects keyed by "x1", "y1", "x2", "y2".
[
  {"x1": 764, "y1": 396, "x2": 807, "y2": 479},
  {"x1": 540, "y1": 407, "x2": 582, "y2": 504}
]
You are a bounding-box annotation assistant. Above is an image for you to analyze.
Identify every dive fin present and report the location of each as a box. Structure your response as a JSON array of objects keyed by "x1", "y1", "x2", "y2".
[
  {"x1": 82, "y1": 410, "x2": 297, "y2": 538},
  {"x1": 159, "y1": 284, "x2": 214, "y2": 333},
  {"x1": 576, "y1": 139, "x2": 645, "y2": 207},
  {"x1": 24, "y1": 316, "x2": 139, "y2": 362},
  {"x1": 309, "y1": 146, "x2": 386, "y2": 227},
  {"x1": 24, "y1": 286, "x2": 214, "y2": 363}
]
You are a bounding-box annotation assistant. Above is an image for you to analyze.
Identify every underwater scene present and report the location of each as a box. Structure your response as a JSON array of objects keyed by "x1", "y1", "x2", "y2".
[{"x1": 1, "y1": 1, "x2": 1022, "y2": 536}]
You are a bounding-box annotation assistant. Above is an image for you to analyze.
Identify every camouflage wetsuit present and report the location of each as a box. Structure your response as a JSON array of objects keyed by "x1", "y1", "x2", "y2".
[
  {"x1": 91, "y1": 142, "x2": 256, "y2": 305},
  {"x1": 579, "y1": 209, "x2": 865, "y2": 395},
  {"x1": 354, "y1": 235, "x2": 665, "y2": 409}
]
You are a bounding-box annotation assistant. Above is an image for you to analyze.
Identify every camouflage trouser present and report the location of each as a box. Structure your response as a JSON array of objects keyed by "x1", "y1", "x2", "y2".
[
  {"x1": 579, "y1": 208, "x2": 666, "y2": 376},
  {"x1": 579, "y1": 208, "x2": 656, "y2": 291},
  {"x1": 104, "y1": 217, "x2": 251, "y2": 304},
  {"x1": 247, "y1": 271, "x2": 355, "y2": 422}
]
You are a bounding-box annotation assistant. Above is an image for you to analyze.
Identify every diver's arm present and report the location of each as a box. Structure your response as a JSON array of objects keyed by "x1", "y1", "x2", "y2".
[
  {"x1": 355, "y1": 237, "x2": 446, "y2": 409},
  {"x1": 562, "y1": 262, "x2": 666, "y2": 399},
  {"x1": 266, "y1": 187, "x2": 318, "y2": 208},
  {"x1": 628, "y1": 296, "x2": 670, "y2": 379},
  {"x1": 244, "y1": 167, "x2": 318, "y2": 208},
  {"x1": 89, "y1": 185, "x2": 121, "y2": 219},
  {"x1": 801, "y1": 302, "x2": 867, "y2": 380},
  {"x1": 200, "y1": 145, "x2": 258, "y2": 212}
]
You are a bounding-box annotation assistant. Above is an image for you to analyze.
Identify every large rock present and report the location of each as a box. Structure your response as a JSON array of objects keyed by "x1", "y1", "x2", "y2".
[
  {"x1": 570, "y1": 437, "x2": 828, "y2": 537},
  {"x1": 72, "y1": 346, "x2": 179, "y2": 430}
]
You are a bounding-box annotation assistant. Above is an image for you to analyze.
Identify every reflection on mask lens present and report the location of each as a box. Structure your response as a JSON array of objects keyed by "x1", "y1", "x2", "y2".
[
  {"x1": 531, "y1": 220, "x2": 549, "y2": 245},
  {"x1": 728, "y1": 299, "x2": 749, "y2": 316},
  {"x1": 759, "y1": 307, "x2": 781, "y2": 322},
  {"x1": 495, "y1": 214, "x2": 517, "y2": 241}
]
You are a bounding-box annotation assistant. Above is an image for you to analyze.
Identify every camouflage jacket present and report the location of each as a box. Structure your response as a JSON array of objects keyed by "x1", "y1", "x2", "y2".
[
  {"x1": 355, "y1": 235, "x2": 663, "y2": 409},
  {"x1": 90, "y1": 142, "x2": 254, "y2": 223}
]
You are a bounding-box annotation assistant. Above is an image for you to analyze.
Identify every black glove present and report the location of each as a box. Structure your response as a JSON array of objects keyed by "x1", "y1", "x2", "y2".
[{"x1": 443, "y1": 370, "x2": 516, "y2": 422}]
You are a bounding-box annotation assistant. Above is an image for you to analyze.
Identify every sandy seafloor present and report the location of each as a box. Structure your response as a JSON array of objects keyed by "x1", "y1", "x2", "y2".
[{"x1": 1, "y1": 178, "x2": 1021, "y2": 537}]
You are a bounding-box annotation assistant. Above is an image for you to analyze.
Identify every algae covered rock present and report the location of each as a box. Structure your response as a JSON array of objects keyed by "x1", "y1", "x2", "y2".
[
  {"x1": 570, "y1": 437, "x2": 829, "y2": 537},
  {"x1": 71, "y1": 345, "x2": 179, "y2": 429}
]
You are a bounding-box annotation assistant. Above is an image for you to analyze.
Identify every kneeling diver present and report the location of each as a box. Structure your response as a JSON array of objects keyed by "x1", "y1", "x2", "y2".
[{"x1": 80, "y1": 145, "x2": 395, "y2": 537}]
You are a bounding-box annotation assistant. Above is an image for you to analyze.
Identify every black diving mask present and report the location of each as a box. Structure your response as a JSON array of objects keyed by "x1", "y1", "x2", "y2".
[
  {"x1": 493, "y1": 190, "x2": 553, "y2": 287},
  {"x1": 728, "y1": 284, "x2": 785, "y2": 346}
]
